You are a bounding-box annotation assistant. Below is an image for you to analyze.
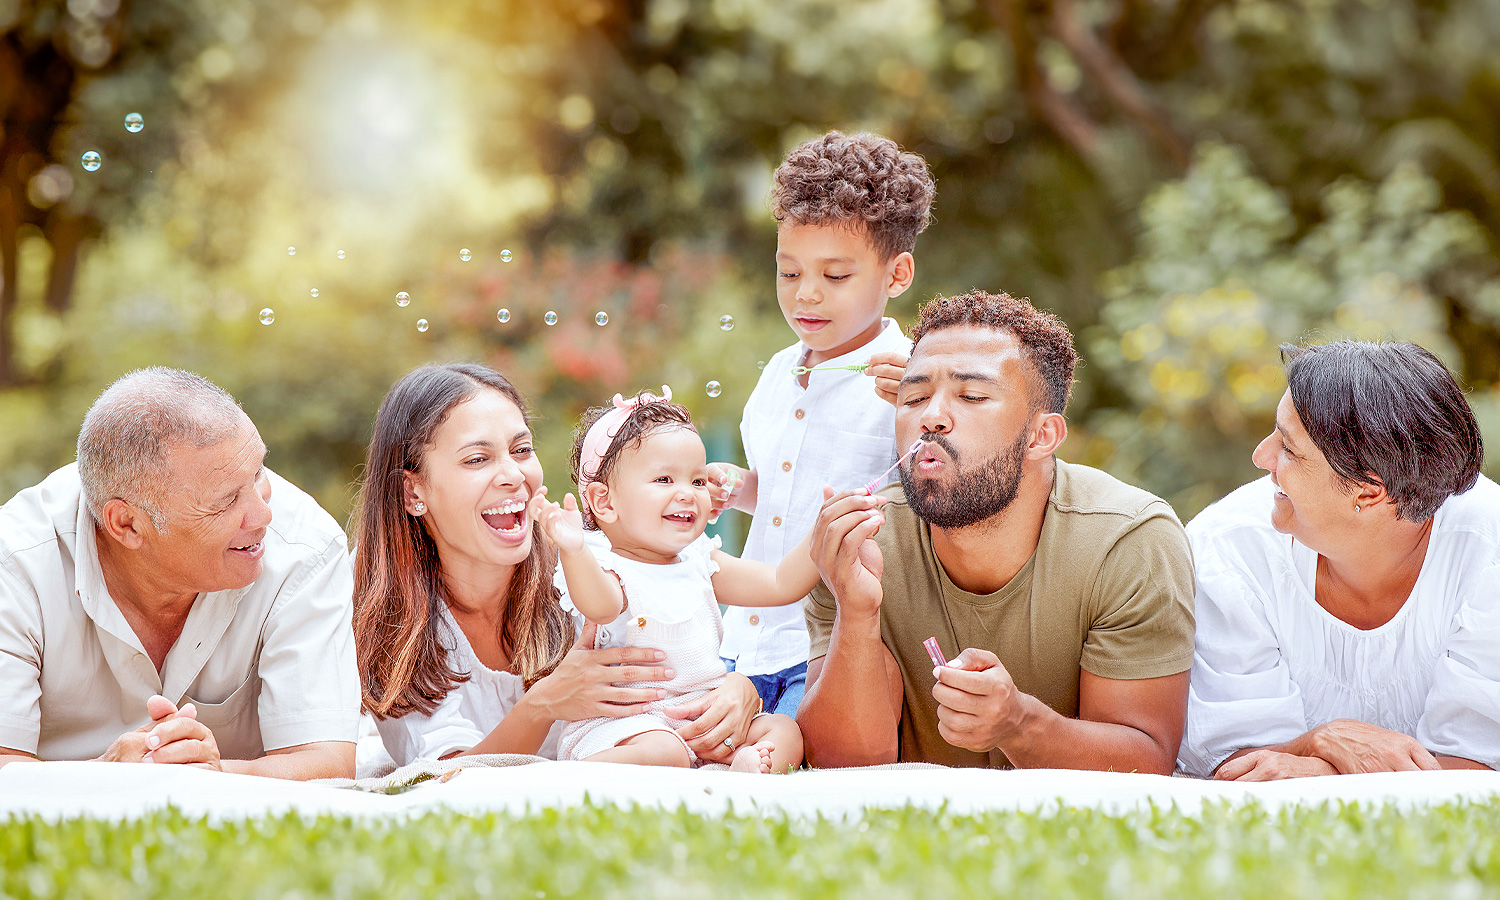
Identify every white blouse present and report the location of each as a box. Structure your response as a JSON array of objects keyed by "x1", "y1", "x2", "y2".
[
  {"x1": 375, "y1": 603, "x2": 564, "y2": 766},
  {"x1": 1179, "y1": 475, "x2": 1500, "y2": 777}
]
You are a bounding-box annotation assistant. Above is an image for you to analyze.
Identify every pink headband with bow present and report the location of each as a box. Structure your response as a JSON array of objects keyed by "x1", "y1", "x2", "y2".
[{"x1": 578, "y1": 386, "x2": 673, "y2": 486}]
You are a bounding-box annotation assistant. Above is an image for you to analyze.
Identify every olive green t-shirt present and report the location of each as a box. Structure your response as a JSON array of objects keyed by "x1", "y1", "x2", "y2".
[{"x1": 805, "y1": 459, "x2": 1195, "y2": 768}]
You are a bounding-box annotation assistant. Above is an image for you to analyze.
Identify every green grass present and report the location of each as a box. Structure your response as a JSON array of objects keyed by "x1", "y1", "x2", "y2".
[{"x1": 3, "y1": 801, "x2": 1499, "y2": 899}]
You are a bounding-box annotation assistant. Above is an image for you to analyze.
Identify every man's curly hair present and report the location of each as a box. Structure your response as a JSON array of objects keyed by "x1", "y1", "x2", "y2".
[
  {"x1": 568, "y1": 392, "x2": 698, "y2": 530},
  {"x1": 910, "y1": 291, "x2": 1078, "y2": 414},
  {"x1": 771, "y1": 131, "x2": 936, "y2": 261}
]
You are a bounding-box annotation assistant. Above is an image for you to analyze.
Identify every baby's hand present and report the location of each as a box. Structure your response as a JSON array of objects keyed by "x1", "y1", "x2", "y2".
[
  {"x1": 536, "y1": 487, "x2": 587, "y2": 554},
  {"x1": 706, "y1": 463, "x2": 745, "y2": 522}
]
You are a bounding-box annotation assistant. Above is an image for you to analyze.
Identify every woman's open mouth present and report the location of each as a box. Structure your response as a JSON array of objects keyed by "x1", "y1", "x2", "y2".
[{"x1": 481, "y1": 498, "x2": 528, "y2": 535}]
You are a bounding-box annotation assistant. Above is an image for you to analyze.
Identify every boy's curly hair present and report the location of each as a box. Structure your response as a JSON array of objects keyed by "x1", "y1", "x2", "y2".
[
  {"x1": 771, "y1": 131, "x2": 936, "y2": 261},
  {"x1": 910, "y1": 290, "x2": 1078, "y2": 414},
  {"x1": 568, "y1": 392, "x2": 698, "y2": 529}
]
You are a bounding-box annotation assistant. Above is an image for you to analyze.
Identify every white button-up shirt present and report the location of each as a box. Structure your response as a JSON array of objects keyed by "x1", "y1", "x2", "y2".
[
  {"x1": 720, "y1": 317, "x2": 910, "y2": 675},
  {"x1": 0, "y1": 464, "x2": 360, "y2": 761}
]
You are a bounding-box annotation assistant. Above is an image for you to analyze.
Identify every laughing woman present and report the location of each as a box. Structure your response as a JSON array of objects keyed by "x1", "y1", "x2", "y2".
[
  {"x1": 353, "y1": 363, "x2": 761, "y2": 765},
  {"x1": 1179, "y1": 341, "x2": 1500, "y2": 780}
]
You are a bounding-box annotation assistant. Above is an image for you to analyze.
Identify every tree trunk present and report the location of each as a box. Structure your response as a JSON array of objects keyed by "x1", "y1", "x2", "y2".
[{"x1": 0, "y1": 183, "x2": 20, "y2": 386}]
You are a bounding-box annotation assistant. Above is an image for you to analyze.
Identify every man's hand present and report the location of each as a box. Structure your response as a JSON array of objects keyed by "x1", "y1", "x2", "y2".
[
  {"x1": 1215, "y1": 749, "x2": 1337, "y2": 781},
  {"x1": 1301, "y1": 719, "x2": 1443, "y2": 774},
  {"x1": 809, "y1": 487, "x2": 886, "y2": 618},
  {"x1": 97, "y1": 694, "x2": 221, "y2": 769},
  {"x1": 865, "y1": 351, "x2": 907, "y2": 407},
  {"x1": 930, "y1": 649, "x2": 1025, "y2": 753}
]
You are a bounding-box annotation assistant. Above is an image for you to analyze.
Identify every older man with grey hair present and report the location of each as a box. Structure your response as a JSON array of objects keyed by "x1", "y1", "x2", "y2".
[{"x1": 0, "y1": 368, "x2": 359, "y2": 779}]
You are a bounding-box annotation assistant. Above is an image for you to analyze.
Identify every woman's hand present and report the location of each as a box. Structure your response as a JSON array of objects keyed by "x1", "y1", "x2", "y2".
[
  {"x1": 1215, "y1": 749, "x2": 1337, "y2": 781},
  {"x1": 525, "y1": 623, "x2": 673, "y2": 722},
  {"x1": 664, "y1": 671, "x2": 759, "y2": 763},
  {"x1": 534, "y1": 486, "x2": 587, "y2": 555}
]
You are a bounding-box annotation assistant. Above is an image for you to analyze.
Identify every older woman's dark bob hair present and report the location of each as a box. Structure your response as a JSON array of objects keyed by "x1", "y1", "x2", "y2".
[{"x1": 1281, "y1": 340, "x2": 1483, "y2": 521}]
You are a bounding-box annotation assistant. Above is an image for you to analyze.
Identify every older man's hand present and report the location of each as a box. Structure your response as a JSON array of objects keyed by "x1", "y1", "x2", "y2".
[
  {"x1": 98, "y1": 694, "x2": 224, "y2": 769},
  {"x1": 931, "y1": 649, "x2": 1025, "y2": 753},
  {"x1": 810, "y1": 487, "x2": 887, "y2": 620}
]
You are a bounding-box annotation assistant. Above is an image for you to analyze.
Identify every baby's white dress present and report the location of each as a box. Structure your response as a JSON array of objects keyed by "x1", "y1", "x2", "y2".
[{"x1": 555, "y1": 531, "x2": 728, "y2": 762}]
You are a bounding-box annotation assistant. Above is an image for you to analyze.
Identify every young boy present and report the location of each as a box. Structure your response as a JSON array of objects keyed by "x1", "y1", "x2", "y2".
[{"x1": 711, "y1": 131, "x2": 936, "y2": 718}]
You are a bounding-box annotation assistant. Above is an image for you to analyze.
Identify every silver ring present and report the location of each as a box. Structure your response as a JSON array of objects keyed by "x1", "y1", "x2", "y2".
[{"x1": 723, "y1": 737, "x2": 736, "y2": 751}]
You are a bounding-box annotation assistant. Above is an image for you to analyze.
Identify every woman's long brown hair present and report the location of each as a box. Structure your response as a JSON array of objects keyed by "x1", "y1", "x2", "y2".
[{"x1": 353, "y1": 363, "x2": 571, "y2": 719}]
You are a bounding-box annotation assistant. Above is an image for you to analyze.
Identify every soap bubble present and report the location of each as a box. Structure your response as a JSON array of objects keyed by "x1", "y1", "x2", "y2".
[
  {"x1": 595, "y1": 311, "x2": 609, "y2": 326},
  {"x1": 336, "y1": 249, "x2": 346, "y2": 260},
  {"x1": 544, "y1": 310, "x2": 558, "y2": 326},
  {"x1": 80, "y1": 151, "x2": 101, "y2": 171},
  {"x1": 258, "y1": 308, "x2": 274, "y2": 325},
  {"x1": 287, "y1": 246, "x2": 296, "y2": 256},
  {"x1": 395, "y1": 291, "x2": 410, "y2": 307},
  {"x1": 705, "y1": 381, "x2": 722, "y2": 398},
  {"x1": 416, "y1": 318, "x2": 429, "y2": 333},
  {"x1": 757, "y1": 360, "x2": 766, "y2": 370},
  {"x1": 500, "y1": 249, "x2": 513, "y2": 263},
  {"x1": 310, "y1": 288, "x2": 319, "y2": 298},
  {"x1": 124, "y1": 112, "x2": 144, "y2": 133},
  {"x1": 718, "y1": 315, "x2": 735, "y2": 332},
  {"x1": 496, "y1": 308, "x2": 511, "y2": 323},
  {"x1": 459, "y1": 248, "x2": 472, "y2": 261}
]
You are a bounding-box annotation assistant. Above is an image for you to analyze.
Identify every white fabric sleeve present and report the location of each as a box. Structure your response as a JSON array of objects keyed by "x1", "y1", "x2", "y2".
[
  {"x1": 254, "y1": 536, "x2": 361, "y2": 750},
  {"x1": 374, "y1": 682, "x2": 486, "y2": 766},
  {"x1": 0, "y1": 566, "x2": 42, "y2": 754},
  {"x1": 1416, "y1": 567, "x2": 1500, "y2": 770},
  {"x1": 1178, "y1": 538, "x2": 1308, "y2": 777}
]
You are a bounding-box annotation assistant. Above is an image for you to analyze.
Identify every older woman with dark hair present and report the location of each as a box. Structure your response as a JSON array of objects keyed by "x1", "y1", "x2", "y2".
[
  {"x1": 1179, "y1": 340, "x2": 1500, "y2": 780},
  {"x1": 353, "y1": 363, "x2": 761, "y2": 765}
]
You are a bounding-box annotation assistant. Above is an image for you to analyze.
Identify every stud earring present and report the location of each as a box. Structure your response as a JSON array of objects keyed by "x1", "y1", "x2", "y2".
[
  {"x1": 413, "y1": 501, "x2": 426, "y2": 515},
  {"x1": 1354, "y1": 505, "x2": 1361, "y2": 512}
]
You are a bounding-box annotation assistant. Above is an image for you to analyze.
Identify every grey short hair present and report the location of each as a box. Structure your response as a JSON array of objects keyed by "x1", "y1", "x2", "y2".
[{"x1": 76, "y1": 368, "x2": 247, "y2": 528}]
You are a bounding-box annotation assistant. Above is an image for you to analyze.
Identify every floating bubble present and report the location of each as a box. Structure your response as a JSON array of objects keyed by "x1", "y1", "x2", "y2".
[
  {"x1": 395, "y1": 291, "x2": 410, "y2": 307},
  {"x1": 258, "y1": 308, "x2": 274, "y2": 325},
  {"x1": 544, "y1": 310, "x2": 558, "y2": 326},
  {"x1": 459, "y1": 248, "x2": 472, "y2": 261},
  {"x1": 287, "y1": 246, "x2": 296, "y2": 256},
  {"x1": 416, "y1": 318, "x2": 429, "y2": 333},
  {"x1": 336, "y1": 249, "x2": 346, "y2": 260},
  {"x1": 310, "y1": 288, "x2": 319, "y2": 298},
  {"x1": 496, "y1": 308, "x2": 511, "y2": 323},
  {"x1": 500, "y1": 249, "x2": 513, "y2": 263},
  {"x1": 595, "y1": 311, "x2": 609, "y2": 326},
  {"x1": 757, "y1": 360, "x2": 766, "y2": 370},
  {"x1": 705, "y1": 380, "x2": 722, "y2": 398},
  {"x1": 124, "y1": 112, "x2": 144, "y2": 133},
  {"x1": 718, "y1": 315, "x2": 735, "y2": 332},
  {"x1": 81, "y1": 151, "x2": 102, "y2": 172}
]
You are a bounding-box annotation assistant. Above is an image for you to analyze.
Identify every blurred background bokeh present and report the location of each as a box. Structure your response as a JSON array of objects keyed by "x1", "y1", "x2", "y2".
[{"x1": 2, "y1": 0, "x2": 1498, "y2": 545}]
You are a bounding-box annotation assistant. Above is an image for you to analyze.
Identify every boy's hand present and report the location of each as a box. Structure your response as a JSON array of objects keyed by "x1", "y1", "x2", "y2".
[
  {"x1": 865, "y1": 351, "x2": 908, "y2": 407},
  {"x1": 535, "y1": 486, "x2": 587, "y2": 554},
  {"x1": 706, "y1": 463, "x2": 746, "y2": 521}
]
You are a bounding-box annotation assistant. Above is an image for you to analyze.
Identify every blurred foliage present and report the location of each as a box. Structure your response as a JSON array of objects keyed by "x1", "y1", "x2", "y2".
[{"x1": 1, "y1": 0, "x2": 1498, "y2": 529}]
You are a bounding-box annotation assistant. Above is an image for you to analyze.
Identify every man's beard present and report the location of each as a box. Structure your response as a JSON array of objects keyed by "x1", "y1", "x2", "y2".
[{"x1": 900, "y1": 430, "x2": 1028, "y2": 529}]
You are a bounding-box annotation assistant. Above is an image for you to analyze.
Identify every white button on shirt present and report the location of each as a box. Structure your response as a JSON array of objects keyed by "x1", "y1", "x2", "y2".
[
  {"x1": 1178, "y1": 474, "x2": 1500, "y2": 776},
  {"x1": 0, "y1": 464, "x2": 361, "y2": 761},
  {"x1": 720, "y1": 318, "x2": 910, "y2": 675}
]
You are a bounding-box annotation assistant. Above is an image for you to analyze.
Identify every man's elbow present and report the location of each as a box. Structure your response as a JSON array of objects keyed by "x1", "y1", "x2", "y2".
[{"x1": 796, "y1": 716, "x2": 897, "y2": 769}]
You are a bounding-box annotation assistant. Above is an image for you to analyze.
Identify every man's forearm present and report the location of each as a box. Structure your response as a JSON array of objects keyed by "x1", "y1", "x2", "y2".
[
  {"x1": 798, "y1": 610, "x2": 900, "y2": 768},
  {"x1": 998, "y1": 694, "x2": 1177, "y2": 774},
  {"x1": 222, "y1": 742, "x2": 355, "y2": 780}
]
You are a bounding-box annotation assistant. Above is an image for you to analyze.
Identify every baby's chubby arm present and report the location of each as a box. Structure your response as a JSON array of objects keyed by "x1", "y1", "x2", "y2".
[
  {"x1": 709, "y1": 490, "x2": 888, "y2": 608},
  {"x1": 534, "y1": 487, "x2": 626, "y2": 625}
]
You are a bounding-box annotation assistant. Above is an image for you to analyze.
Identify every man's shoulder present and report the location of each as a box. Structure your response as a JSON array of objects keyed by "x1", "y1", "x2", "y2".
[
  {"x1": 1050, "y1": 460, "x2": 1182, "y2": 530},
  {"x1": 0, "y1": 465, "x2": 83, "y2": 572},
  {"x1": 263, "y1": 470, "x2": 347, "y2": 560}
]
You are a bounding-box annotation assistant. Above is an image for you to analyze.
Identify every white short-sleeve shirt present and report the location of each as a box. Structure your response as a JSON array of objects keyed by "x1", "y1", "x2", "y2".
[
  {"x1": 1179, "y1": 475, "x2": 1500, "y2": 776},
  {"x1": 720, "y1": 318, "x2": 910, "y2": 675},
  {"x1": 0, "y1": 464, "x2": 360, "y2": 761},
  {"x1": 374, "y1": 602, "x2": 564, "y2": 766}
]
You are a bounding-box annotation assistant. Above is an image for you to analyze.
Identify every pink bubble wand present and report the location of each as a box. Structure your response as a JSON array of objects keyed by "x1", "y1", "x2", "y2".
[{"x1": 864, "y1": 439, "x2": 925, "y2": 495}]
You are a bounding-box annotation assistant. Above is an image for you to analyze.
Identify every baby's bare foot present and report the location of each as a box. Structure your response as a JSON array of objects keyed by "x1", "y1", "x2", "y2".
[{"x1": 729, "y1": 740, "x2": 776, "y2": 774}]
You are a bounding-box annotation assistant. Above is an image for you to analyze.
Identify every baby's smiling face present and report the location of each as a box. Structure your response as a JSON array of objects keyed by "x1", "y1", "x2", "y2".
[{"x1": 588, "y1": 426, "x2": 713, "y2": 565}]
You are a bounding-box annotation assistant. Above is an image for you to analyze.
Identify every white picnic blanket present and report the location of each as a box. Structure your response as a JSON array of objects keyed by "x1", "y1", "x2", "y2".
[{"x1": 2, "y1": 760, "x2": 1497, "y2": 821}]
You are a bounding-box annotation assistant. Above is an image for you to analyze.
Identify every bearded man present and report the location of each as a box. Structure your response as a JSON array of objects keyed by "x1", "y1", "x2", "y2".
[{"x1": 798, "y1": 291, "x2": 1195, "y2": 771}]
